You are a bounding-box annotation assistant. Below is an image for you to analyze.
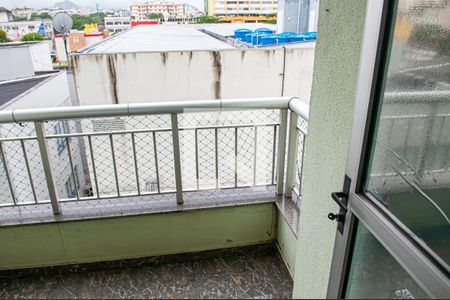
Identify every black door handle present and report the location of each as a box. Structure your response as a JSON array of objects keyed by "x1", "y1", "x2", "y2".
[{"x1": 328, "y1": 175, "x2": 351, "y2": 234}]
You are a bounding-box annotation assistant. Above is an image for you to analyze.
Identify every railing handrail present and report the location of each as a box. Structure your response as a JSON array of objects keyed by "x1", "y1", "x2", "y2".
[{"x1": 0, "y1": 97, "x2": 309, "y2": 124}]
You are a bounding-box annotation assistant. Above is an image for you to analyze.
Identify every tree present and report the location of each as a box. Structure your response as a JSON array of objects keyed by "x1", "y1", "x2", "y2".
[
  {"x1": 148, "y1": 13, "x2": 164, "y2": 19},
  {"x1": 13, "y1": 16, "x2": 28, "y2": 21},
  {"x1": 0, "y1": 29, "x2": 9, "y2": 43},
  {"x1": 264, "y1": 12, "x2": 277, "y2": 24},
  {"x1": 30, "y1": 12, "x2": 52, "y2": 20},
  {"x1": 195, "y1": 15, "x2": 219, "y2": 24},
  {"x1": 71, "y1": 13, "x2": 105, "y2": 31},
  {"x1": 21, "y1": 32, "x2": 44, "y2": 41}
]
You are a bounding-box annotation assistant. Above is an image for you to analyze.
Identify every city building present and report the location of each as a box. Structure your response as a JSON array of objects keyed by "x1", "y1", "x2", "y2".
[
  {"x1": 130, "y1": 2, "x2": 190, "y2": 21},
  {"x1": 114, "y1": 9, "x2": 131, "y2": 17},
  {"x1": 0, "y1": 0, "x2": 449, "y2": 299},
  {"x1": 276, "y1": 0, "x2": 320, "y2": 33},
  {"x1": 0, "y1": 71, "x2": 86, "y2": 204},
  {"x1": 11, "y1": 7, "x2": 34, "y2": 20},
  {"x1": 104, "y1": 16, "x2": 132, "y2": 34},
  {"x1": 0, "y1": 7, "x2": 13, "y2": 22},
  {"x1": 0, "y1": 20, "x2": 53, "y2": 41},
  {"x1": 0, "y1": 42, "x2": 53, "y2": 81},
  {"x1": 71, "y1": 23, "x2": 313, "y2": 106},
  {"x1": 206, "y1": 0, "x2": 277, "y2": 23}
]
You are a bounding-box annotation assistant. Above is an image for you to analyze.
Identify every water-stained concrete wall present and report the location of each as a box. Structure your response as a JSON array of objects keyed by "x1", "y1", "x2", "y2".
[{"x1": 70, "y1": 46, "x2": 315, "y2": 105}]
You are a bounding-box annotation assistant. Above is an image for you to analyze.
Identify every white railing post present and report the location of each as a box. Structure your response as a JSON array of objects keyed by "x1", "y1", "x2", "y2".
[
  {"x1": 276, "y1": 109, "x2": 288, "y2": 195},
  {"x1": 285, "y1": 112, "x2": 299, "y2": 198},
  {"x1": 34, "y1": 121, "x2": 61, "y2": 215},
  {"x1": 171, "y1": 113, "x2": 183, "y2": 204}
]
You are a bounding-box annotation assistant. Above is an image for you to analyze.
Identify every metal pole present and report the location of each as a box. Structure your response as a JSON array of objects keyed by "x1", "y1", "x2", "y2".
[
  {"x1": 34, "y1": 121, "x2": 61, "y2": 215},
  {"x1": 285, "y1": 112, "x2": 299, "y2": 198},
  {"x1": 215, "y1": 128, "x2": 219, "y2": 189},
  {"x1": 109, "y1": 134, "x2": 120, "y2": 197},
  {"x1": 171, "y1": 113, "x2": 183, "y2": 204},
  {"x1": 152, "y1": 132, "x2": 161, "y2": 194},
  {"x1": 131, "y1": 133, "x2": 141, "y2": 195},
  {"x1": 234, "y1": 127, "x2": 238, "y2": 187},
  {"x1": 0, "y1": 141, "x2": 17, "y2": 205},
  {"x1": 271, "y1": 125, "x2": 277, "y2": 185},
  {"x1": 88, "y1": 136, "x2": 100, "y2": 198},
  {"x1": 195, "y1": 129, "x2": 199, "y2": 190},
  {"x1": 297, "y1": 133, "x2": 306, "y2": 195},
  {"x1": 65, "y1": 136, "x2": 80, "y2": 201},
  {"x1": 20, "y1": 139, "x2": 37, "y2": 203},
  {"x1": 276, "y1": 109, "x2": 288, "y2": 195},
  {"x1": 253, "y1": 126, "x2": 257, "y2": 186}
]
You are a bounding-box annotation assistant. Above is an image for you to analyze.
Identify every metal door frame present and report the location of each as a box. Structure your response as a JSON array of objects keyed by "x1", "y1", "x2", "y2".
[{"x1": 326, "y1": 0, "x2": 450, "y2": 298}]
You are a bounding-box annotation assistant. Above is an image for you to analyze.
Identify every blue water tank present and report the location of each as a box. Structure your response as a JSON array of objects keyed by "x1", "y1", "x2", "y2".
[
  {"x1": 288, "y1": 35, "x2": 305, "y2": 42},
  {"x1": 259, "y1": 36, "x2": 278, "y2": 46},
  {"x1": 255, "y1": 28, "x2": 274, "y2": 35},
  {"x1": 234, "y1": 28, "x2": 253, "y2": 41},
  {"x1": 244, "y1": 33, "x2": 253, "y2": 43},
  {"x1": 303, "y1": 31, "x2": 317, "y2": 40},
  {"x1": 251, "y1": 32, "x2": 270, "y2": 45}
]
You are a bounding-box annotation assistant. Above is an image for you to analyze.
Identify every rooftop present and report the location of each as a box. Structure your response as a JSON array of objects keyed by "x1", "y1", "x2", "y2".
[
  {"x1": 77, "y1": 23, "x2": 280, "y2": 54},
  {"x1": 0, "y1": 75, "x2": 50, "y2": 107},
  {"x1": 80, "y1": 25, "x2": 235, "y2": 53}
]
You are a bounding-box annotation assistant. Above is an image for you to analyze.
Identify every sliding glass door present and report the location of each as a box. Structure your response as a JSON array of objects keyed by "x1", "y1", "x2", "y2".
[{"x1": 328, "y1": 0, "x2": 450, "y2": 298}]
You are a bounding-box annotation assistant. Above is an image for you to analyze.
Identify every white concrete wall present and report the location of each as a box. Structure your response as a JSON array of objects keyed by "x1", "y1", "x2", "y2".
[
  {"x1": 292, "y1": 0, "x2": 367, "y2": 298},
  {"x1": 71, "y1": 47, "x2": 315, "y2": 105},
  {"x1": 29, "y1": 42, "x2": 53, "y2": 72},
  {"x1": 0, "y1": 46, "x2": 34, "y2": 81},
  {"x1": 0, "y1": 72, "x2": 86, "y2": 204},
  {"x1": 55, "y1": 37, "x2": 68, "y2": 63}
]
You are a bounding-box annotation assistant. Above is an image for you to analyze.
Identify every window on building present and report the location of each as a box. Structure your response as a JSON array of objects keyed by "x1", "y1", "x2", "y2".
[
  {"x1": 65, "y1": 174, "x2": 76, "y2": 198},
  {"x1": 54, "y1": 121, "x2": 68, "y2": 154}
]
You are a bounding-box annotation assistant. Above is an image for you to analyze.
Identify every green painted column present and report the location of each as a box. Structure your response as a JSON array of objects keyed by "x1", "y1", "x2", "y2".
[{"x1": 292, "y1": 0, "x2": 367, "y2": 298}]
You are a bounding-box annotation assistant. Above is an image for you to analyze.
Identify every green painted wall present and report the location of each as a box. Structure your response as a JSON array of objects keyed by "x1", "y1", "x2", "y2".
[
  {"x1": 0, "y1": 203, "x2": 275, "y2": 270},
  {"x1": 292, "y1": 0, "x2": 368, "y2": 298},
  {"x1": 276, "y1": 215, "x2": 297, "y2": 277}
]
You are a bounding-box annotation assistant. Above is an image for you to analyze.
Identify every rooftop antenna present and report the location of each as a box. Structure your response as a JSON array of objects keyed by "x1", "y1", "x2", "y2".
[{"x1": 52, "y1": 12, "x2": 73, "y2": 66}]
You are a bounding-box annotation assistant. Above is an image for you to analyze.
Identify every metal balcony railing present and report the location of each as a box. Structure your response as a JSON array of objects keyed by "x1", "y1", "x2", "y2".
[{"x1": 0, "y1": 97, "x2": 309, "y2": 215}]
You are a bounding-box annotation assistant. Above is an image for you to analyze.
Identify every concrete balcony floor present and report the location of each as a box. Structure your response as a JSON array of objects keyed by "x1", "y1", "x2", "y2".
[{"x1": 0, "y1": 243, "x2": 293, "y2": 299}]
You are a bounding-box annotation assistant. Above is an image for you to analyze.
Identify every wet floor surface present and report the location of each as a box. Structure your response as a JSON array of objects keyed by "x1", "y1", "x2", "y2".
[{"x1": 0, "y1": 243, "x2": 293, "y2": 299}]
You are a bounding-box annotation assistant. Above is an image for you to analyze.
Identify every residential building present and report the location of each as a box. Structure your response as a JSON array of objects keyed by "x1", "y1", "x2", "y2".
[
  {"x1": 206, "y1": 0, "x2": 277, "y2": 23},
  {"x1": 104, "y1": 16, "x2": 132, "y2": 34},
  {"x1": 0, "y1": 72, "x2": 86, "y2": 205},
  {"x1": 0, "y1": 20, "x2": 53, "y2": 41},
  {"x1": 131, "y1": 2, "x2": 189, "y2": 21},
  {"x1": 11, "y1": 7, "x2": 34, "y2": 20},
  {"x1": 0, "y1": 7, "x2": 13, "y2": 23},
  {"x1": 0, "y1": 42, "x2": 53, "y2": 81},
  {"x1": 114, "y1": 9, "x2": 131, "y2": 17}
]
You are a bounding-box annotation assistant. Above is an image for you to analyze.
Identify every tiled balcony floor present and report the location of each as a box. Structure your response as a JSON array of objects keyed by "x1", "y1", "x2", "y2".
[{"x1": 0, "y1": 243, "x2": 293, "y2": 299}]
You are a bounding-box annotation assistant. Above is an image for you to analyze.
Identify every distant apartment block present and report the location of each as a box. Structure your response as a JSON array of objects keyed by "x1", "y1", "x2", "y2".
[
  {"x1": 11, "y1": 7, "x2": 34, "y2": 20},
  {"x1": 0, "y1": 20, "x2": 53, "y2": 41},
  {"x1": 104, "y1": 16, "x2": 131, "y2": 34},
  {"x1": 206, "y1": 0, "x2": 277, "y2": 23},
  {"x1": 130, "y1": 2, "x2": 189, "y2": 21},
  {"x1": 0, "y1": 7, "x2": 13, "y2": 22}
]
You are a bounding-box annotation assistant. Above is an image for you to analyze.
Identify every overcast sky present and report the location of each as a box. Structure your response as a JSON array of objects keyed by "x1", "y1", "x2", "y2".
[{"x1": 2, "y1": 0, "x2": 204, "y2": 12}]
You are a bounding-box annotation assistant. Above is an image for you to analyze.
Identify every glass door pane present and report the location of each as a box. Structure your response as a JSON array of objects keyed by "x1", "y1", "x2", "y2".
[
  {"x1": 345, "y1": 221, "x2": 429, "y2": 299},
  {"x1": 364, "y1": 0, "x2": 450, "y2": 266}
]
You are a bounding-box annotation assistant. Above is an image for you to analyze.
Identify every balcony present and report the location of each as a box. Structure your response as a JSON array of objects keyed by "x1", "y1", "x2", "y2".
[{"x1": 0, "y1": 97, "x2": 308, "y2": 298}]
